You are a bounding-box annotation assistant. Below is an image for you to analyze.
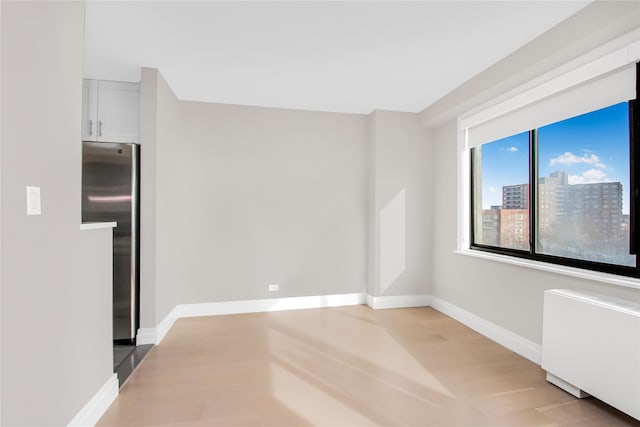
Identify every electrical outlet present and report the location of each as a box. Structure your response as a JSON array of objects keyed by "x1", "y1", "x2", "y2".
[{"x1": 268, "y1": 284, "x2": 279, "y2": 292}]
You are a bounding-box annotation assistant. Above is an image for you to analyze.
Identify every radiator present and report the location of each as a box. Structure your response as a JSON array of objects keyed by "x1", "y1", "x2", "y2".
[{"x1": 541, "y1": 289, "x2": 640, "y2": 420}]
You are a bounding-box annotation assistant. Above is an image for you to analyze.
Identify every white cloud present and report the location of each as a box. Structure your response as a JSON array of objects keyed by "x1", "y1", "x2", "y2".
[
  {"x1": 489, "y1": 186, "x2": 499, "y2": 192},
  {"x1": 550, "y1": 151, "x2": 606, "y2": 169},
  {"x1": 506, "y1": 146, "x2": 518, "y2": 153},
  {"x1": 568, "y1": 168, "x2": 611, "y2": 185}
]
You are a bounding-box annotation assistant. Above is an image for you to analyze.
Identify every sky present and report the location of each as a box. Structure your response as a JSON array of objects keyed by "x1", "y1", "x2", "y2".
[{"x1": 478, "y1": 102, "x2": 631, "y2": 213}]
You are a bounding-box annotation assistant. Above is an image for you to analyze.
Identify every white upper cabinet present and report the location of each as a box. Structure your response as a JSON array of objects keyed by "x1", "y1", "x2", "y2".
[
  {"x1": 82, "y1": 79, "x2": 140, "y2": 143},
  {"x1": 81, "y1": 79, "x2": 98, "y2": 141}
]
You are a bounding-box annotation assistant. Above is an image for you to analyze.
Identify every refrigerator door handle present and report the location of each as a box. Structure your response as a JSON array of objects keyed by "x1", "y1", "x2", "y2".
[{"x1": 89, "y1": 119, "x2": 93, "y2": 136}]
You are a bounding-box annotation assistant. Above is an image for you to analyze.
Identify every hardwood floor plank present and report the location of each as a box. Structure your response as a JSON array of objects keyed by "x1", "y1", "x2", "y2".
[{"x1": 97, "y1": 306, "x2": 639, "y2": 426}]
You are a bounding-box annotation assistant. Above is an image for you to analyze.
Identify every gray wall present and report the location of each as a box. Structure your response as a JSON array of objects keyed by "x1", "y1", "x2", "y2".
[
  {"x1": 1, "y1": 1, "x2": 114, "y2": 425},
  {"x1": 427, "y1": 0, "x2": 640, "y2": 345},
  {"x1": 141, "y1": 70, "x2": 370, "y2": 324},
  {"x1": 431, "y1": 121, "x2": 640, "y2": 344},
  {"x1": 368, "y1": 110, "x2": 431, "y2": 297},
  {"x1": 139, "y1": 68, "x2": 183, "y2": 328},
  {"x1": 140, "y1": 71, "x2": 434, "y2": 326},
  {"x1": 139, "y1": 68, "x2": 159, "y2": 329}
]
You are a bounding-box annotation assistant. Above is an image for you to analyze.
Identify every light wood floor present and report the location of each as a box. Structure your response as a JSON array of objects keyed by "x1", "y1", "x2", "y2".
[{"x1": 97, "y1": 306, "x2": 639, "y2": 426}]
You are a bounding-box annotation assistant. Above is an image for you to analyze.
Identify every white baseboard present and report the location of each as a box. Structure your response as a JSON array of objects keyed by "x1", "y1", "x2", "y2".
[
  {"x1": 136, "y1": 293, "x2": 541, "y2": 369},
  {"x1": 178, "y1": 292, "x2": 366, "y2": 318},
  {"x1": 66, "y1": 374, "x2": 118, "y2": 427},
  {"x1": 137, "y1": 305, "x2": 179, "y2": 345},
  {"x1": 135, "y1": 327, "x2": 157, "y2": 346},
  {"x1": 366, "y1": 294, "x2": 431, "y2": 309},
  {"x1": 430, "y1": 296, "x2": 542, "y2": 365},
  {"x1": 139, "y1": 292, "x2": 366, "y2": 345},
  {"x1": 156, "y1": 306, "x2": 180, "y2": 344}
]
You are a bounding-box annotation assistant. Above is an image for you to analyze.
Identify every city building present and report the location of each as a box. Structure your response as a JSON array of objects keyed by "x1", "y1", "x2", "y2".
[
  {"x1": 538, "y1": 171, "x2": 569, "y2": 235},
  {"x1": 502, "y1": 183, "x2": 529, "y2": 209},
  {"x1": 483, "y1": 170, "x2": 625, "y2": 257},
  {"x1": 500, "y1": 209, "x2": 529, "y2": 250},
  {"x1": 538, "y1": 172, "x2": 625, "y2": 253},
  {"x1": 481, "y1": 206, "x2": 501, "y2": 245}
]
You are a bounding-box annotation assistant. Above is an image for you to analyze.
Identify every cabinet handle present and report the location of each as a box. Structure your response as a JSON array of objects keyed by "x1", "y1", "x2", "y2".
[
  {"x1": 98, "y1": 120, "x2": 103, "y2": 137},
  {"x1": 89, "y1": 120, "x2": 93, "y2": 136}
]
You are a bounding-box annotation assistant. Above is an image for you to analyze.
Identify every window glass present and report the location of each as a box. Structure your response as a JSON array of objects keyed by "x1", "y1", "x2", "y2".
[
  {"x1": 472, "y1": 132, "x2": 530, "y2": 250},
  {"x1": 536, "y1": 102, "x2": 634, "y2": 266}
]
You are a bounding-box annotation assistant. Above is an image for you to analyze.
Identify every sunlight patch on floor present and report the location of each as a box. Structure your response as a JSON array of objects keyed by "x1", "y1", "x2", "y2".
[
  {"x1": 268, "y1": 361, "x2": 380, "y2": 426},
  {"x1": 265, "y1": 318, "x2": 456, "y2": 425}
]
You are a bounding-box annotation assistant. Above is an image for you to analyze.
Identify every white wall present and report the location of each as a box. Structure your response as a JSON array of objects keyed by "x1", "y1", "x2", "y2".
[
  {"x1": 1, "y1": 1, "x2": 113, "y2": 425},
  {"x1": 368, "y1": 110, "x2": 431, "y2": 297},
  {"x1": 427, "y1": 1, "x2": 640, "y2": 345}
]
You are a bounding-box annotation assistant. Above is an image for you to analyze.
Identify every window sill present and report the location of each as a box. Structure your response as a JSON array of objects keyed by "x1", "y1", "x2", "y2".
[{"x1": 455, "y1": 249, "x2": 640, "y2": 291}]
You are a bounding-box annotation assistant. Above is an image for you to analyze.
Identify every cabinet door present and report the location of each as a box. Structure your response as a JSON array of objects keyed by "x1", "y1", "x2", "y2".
[
  {"x1": 81, "y1": 79, "x2": 98, "y2": 141},
  {"x1": 97, "y1": 81, "x2": 140, "y2": 143}
]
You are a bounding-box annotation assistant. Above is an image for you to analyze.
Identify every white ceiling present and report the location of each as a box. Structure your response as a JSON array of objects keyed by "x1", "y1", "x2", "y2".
[{"x1": 84, "y1": 1, "x2": 591, "y2": 115}]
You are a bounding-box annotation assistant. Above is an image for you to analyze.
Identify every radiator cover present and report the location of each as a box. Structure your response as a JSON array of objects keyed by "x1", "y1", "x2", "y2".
[{"x1": 542, "y1": 289, "x2": 640, "y2": 420}]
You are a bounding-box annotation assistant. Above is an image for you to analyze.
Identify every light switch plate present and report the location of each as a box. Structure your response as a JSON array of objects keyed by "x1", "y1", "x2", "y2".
[{"x1": 26, "y1": 186, "x2": 41, "y2": 215}]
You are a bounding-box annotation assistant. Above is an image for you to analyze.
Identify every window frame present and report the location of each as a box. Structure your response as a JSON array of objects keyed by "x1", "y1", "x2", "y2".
[
  {"x1": 456, "y1": 36, "x2": 640, "y2": 285},
  {"x1": 470, "y1": 113, "x2": 640, "y2": 278}
]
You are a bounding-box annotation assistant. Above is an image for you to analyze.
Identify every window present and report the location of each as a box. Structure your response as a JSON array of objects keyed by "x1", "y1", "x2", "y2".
[
  {"x1": 472, "y1": 102, "x2": 636, "y2": 274},
  {"x1": 463, "y1": 42, "x2": 639, "y2": 278},
  {"x1": 472, "y1": 132, "x2": 529, "y2": 251},
  {"x1": 537, "y1": 102, "x2": 634, "y2": 267}
]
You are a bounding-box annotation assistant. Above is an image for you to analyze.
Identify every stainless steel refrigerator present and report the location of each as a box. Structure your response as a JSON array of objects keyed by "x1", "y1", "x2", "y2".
[{"x1": 82, "y1": 142, "x2": 140, "y2": 343}]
